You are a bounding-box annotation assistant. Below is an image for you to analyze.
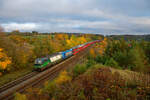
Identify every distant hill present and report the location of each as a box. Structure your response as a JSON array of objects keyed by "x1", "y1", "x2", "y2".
[{"x1": 107, "y1": 35, "x2": 150, "y2": 41}]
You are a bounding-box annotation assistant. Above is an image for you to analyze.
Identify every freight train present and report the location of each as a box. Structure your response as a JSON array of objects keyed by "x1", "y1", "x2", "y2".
[{"x1": 34, "y1": 40, "x2": 100, "y2": 71}]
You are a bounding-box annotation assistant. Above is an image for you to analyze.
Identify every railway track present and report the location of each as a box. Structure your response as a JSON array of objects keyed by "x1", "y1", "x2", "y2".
[
  {"x1": 0, "y1": 45, "x2": 92, "y2": 100},
  {"x1": 0, "y1": 72, "x2": 38, "y2": 93}
]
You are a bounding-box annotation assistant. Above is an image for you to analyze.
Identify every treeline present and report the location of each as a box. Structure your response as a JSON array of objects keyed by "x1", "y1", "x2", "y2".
[
  {"x1": 108, "y1": 35, "x2": 150, "y2": 41},
  {"x1": 0, "y1": 29, "x2": 103, "y2": 75},
  {"x1": 6, "y1": 30, "x2": 103, "y2": 39}
]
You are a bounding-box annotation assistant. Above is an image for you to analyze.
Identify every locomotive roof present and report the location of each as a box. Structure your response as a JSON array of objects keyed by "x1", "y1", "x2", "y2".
[
  {"x1": 35, "y1": 57, "x2": 48, "y2": 61},
  {"x1": 48, "y1": 52, "x2": 61, "y2": 57}
]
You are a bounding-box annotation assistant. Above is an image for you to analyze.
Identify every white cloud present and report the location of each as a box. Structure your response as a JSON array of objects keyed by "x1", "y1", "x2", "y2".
[
  {"x1": 1, "y1": 23, "x2": 40, "y2": 32},
  {"x1": 129, "y1": 17, "x2": 150, "y2": 26}
]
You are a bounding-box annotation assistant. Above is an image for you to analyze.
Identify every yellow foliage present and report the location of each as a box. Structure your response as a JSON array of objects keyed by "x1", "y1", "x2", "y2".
[
  {"x1": 55, "y1": 34, "x2": 68, "y2": 41},
  {"x1": 54, "y1": 70, "x2": 71, "y2": 85},
  {"x1": 14, "y1": 93, "x2": 27, "y2": 100},
  {"x1": 66, "y1": 35, "x2": 87, "y2": 48},
  {"x1": 0, "y1": 48, "x2": 12, "y2": 70},
  {"x1": 66, "y1": 35, "x2": 77, "y2": 48},
  {"x1": 97, "y1": 37, "x2": 108, "y2": 55},
  {"x1": 0, "y1": 48, "x2": 2, "y2": 52},
  {"x1": 78, "y1": 36, "x2": 87, "y2": 44}
]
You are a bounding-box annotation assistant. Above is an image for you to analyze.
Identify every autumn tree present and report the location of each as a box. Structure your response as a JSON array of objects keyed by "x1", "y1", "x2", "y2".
[
  {"x1": 0, "y1": 48, "x2": 12, "y2": 72},
  {"x1": 66, "y1": 35, "x2": 87, "y2": 48},
  {"x1": 89, "y1": 48, "x2": 96, "y2": 58},
  {"x1": 0, "y1": 26, "x2": 12, "y2": 73},
  {"x1": 97, "y1": 37, "x2": 107, "y2": 55}
]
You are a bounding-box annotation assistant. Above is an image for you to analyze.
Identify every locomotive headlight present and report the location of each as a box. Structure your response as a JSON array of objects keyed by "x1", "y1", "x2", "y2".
[{"x1": 38, "y1": 60, "x2": 42, "y2": 64}]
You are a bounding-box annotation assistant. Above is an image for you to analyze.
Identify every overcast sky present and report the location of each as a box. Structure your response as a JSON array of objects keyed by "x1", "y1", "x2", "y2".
[{"x1": 0, "y1": 0, "x2": 150, "y2": 35}]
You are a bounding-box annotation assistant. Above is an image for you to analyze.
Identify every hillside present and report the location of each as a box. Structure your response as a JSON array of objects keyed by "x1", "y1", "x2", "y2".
[{"x1": 14, "y1": 64, "x2": 150, "y2": 100}]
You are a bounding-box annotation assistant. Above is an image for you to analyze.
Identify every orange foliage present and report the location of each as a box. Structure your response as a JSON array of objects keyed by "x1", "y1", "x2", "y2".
[
  {"x1": 97, "y1": 37, "x2": 107, "y2": 55},
  {"x1": 9, "y1": 35, "x2": 26, "y2": 45},
  {"x1": 55, "y1": 34, "x2": 68, "y2": 41},
  {"x1": 0, "y1": 48, "x2": 12, "y2": 70},
  {"x1": 89, "y1": 48, "x2": 96, "y2": 58}
]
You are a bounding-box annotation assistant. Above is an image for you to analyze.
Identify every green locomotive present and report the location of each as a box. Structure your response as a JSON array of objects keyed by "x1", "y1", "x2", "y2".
[{"x1": 34, "y1": 53, "x2": 63, "y2": 71}]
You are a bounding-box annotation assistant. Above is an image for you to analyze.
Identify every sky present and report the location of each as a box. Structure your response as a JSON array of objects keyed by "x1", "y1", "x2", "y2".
[{"x1": 0, "y1": 0, "x2": 150, "y2": 35}]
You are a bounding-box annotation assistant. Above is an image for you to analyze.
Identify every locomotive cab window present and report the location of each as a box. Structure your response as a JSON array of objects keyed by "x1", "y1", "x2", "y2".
[{"x1": 35, "y1": 57, "x2": 48, "y2": 65}]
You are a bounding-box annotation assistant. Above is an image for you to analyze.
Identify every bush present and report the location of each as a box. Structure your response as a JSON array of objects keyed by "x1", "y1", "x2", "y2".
[
  {"x1": 95, "y1": 55, "x2": 110, "y2": 65},
  {"x1": 43, "y1": 81, "x2": 57, "y2": 96},
  {"x1": 86, "y1": 59, "x2": 96, "y2": 68},
  {"x1": 129, "y1": 47, "x2": 146, "y2": 72},
  {"x1": 73, "y1": 64, "x2": 87, "y2": 77},
  {"x1": 104, "y1": 58, "x2": 120, "y2": 69},
  {"x1": 112, "y1": 51, "x2": 131, "y2": 69}
]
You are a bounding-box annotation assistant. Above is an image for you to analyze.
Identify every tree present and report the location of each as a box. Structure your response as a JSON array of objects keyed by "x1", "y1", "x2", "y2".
[
  {"x1": 0, "y1": 48, "x2": 12, "y2": 71},
  {"x1": 12, "y1": 30, "x2": 20, "y2": 34},
  {"x1": 0, "y1": 25, "x2": 5, "y2": 36}
]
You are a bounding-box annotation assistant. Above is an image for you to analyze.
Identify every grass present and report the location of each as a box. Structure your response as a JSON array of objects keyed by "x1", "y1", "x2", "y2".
[
  {"x1": 83, "y1": 63, "x2": 149, "y2": 84},
  {"x1": 110, "y1": 67, "x2": 141, "y2": 81},
  {"x1": 0, "y1": 67, "x2": 32, "y2": 87}
]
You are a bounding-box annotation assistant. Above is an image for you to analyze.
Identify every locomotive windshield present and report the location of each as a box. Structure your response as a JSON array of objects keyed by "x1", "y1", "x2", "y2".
[{"x1": 34, "y1": 57, "x2": 48, "y2": 65}]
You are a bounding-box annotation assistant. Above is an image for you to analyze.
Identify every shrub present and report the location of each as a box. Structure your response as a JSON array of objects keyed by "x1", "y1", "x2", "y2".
[
  {"x1": 95, "y1": 55, "x2": 110, "y2": 65},
  {"x1": 104, "y1": 58, "x2": 120, "y2": 69},
  {"x1": 73, "y1": 64, "x2": 87, "y2": 77},
  {"x1": 129, "y1": 47, "x2": 147, "y2": 72},
  {"x1": 43, "y1": 81, "x2": 57, "y2": 96},
  {"x1": 86, "y1": 59, "x2": 96, "y2": 68},
  {"x1": 112, "y1": 51, "x2": 131, "y2": 69}
]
